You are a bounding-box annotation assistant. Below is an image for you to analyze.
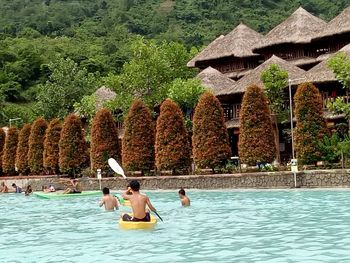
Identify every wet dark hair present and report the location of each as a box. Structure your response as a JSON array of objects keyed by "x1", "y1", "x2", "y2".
[
  {"x1": 12, "y1": 183, "x2": 16, "y2": 187},
  {"x1": 178, "y1": 188, "x2": 185, "y2": 195},
  {"x1": 129, "y1": 180, "x2": 140, "y2": 191},
  {"x1": 102, "y1": 187, "x2": 110, "y2": 195}
]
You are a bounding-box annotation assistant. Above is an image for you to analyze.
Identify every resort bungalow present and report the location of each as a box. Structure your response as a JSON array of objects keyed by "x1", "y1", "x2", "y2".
[
  {"x1": 189, "y1": 5, "x2": 350, "y2": 162},
  {"x1": 188, "y1": 23, "x2": 264, "y2": 80}
]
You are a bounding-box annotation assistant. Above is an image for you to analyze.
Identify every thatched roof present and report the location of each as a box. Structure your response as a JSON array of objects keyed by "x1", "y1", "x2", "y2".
[
  {"x1": 254, "y1": 7, "x2": 326, "y2": 50},
  {"x1": 197, "y1": 67, "x2": 237, "y2": 96},
  {"x1": 306, "y1": 44, "x2": 350, "y2": 83},
  {"x1": 94, "y1": 86, "x2": 116, "y2": 109},
  {"x1": 187, "y1": 23, "x2": 263, "y2": 67},
  {"x1": 315, "y1": 5, "x2": 350, "y2": 40},
  {"x1": 234, "y1": 55, "x2": 306, "y2": 93}
]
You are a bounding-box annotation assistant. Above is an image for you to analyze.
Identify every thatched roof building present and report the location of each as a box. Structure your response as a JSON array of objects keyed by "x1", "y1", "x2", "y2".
[
  {"x1": 94, "y1": 86, "x2": 116, "y2": 109},
  {"x1": 187, "y1": 23, "x2": 263, "y2": 68},
  {"x1": 234, "y1": 55, "x2": 306, "y2": 92},
  {"x1": 254, "y1": 7, "x2": 326, "y2": 50},
  {"x1": 196, "y1": 67, "x2": 238, "y2": 96},
  {"x1": 305, "y1": 44, "x2": 350, "y2": 84},
  {"x1": 314, "y1": 5, "x2": 350, "y2": 40}
]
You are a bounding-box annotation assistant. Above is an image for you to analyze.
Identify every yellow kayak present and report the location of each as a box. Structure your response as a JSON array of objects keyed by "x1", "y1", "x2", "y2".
[{"x1": 119, "y1": 214, "x2": 157, "y2": 230}]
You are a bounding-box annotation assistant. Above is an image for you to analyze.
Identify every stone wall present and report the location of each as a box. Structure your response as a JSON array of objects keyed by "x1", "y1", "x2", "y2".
[{"x1": 1, "y1": 170, "x2": 350, "y2": 191}]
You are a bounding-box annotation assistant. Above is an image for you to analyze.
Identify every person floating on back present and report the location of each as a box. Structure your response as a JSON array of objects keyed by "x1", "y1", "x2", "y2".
[
  {"x1": 63, "y1": 179, "x2": 82, "y2": 194},
  {"x1": 0, "y1": 182, "x2": 8, "y2": 193},
  {"x1": 121, "y1": 180, "x2": 157, "y2": 222},
  {"x1": 99, "y1": 187, "x2": 118, "y2": 211},
  {"x1": 178, "y1": 188, "x2": 190, "y2": 206}
]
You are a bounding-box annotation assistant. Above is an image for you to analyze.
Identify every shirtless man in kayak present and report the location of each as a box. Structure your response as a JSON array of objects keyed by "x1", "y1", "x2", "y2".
[
  {"x1": 178, "y1": 188, "x2": 190, "y2": 206},
  {"x1": 99, "y1": 187, "x2": 118, "y2": 211},
  {"x1": 121, "y1": 180, "x2": 157, "y2": 222}
]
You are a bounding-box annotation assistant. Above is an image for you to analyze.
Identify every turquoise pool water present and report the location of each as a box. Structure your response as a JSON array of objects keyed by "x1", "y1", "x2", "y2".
[{"x1": 1, "y1": 189, "x2": 350, "y2": 262}]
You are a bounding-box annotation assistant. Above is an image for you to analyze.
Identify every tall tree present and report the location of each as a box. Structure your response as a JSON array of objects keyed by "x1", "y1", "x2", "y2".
[
  {"x1": 327, "y1": 52, "x2": 350, "y2": 128},
  {"x1": 15, "y1": 124, "x2": 31, "y2": 175},
  {"x1": 0, "y1": 128, "x2": 5, "y2": 174},
  {"x1": 59, "y1": 114, "x2": 87, "y2": 176},
  {"x1": 43, "y1": 118, "x2": 62, "y2": 174},
  {"x1": 192, "y1": 92, "x2": 231, "y2": 170},
  {"x1": 294, "y1": 83, "x2": 328, "y2": 164},
  {"x1": 155, "y1": 99, "x2": 191, "y2": 173},
  {"x1": 122, "y1": 99, "x2": 155, "y2": 174},
  {"x1": 261, "y1": 64, "x2": 288, "y2": 163},
  {"x1": 28, "y1": 118, "x2": 47, "y2": 174},
  {"x1": 2, "y1": 127, "x2": 18, "y2": 175},
  {"x1": 90, "y1": 108, "x2": 120, "y2": 172},
  {"x1": 36, "y1": 57, "x2": 98, "y2": 119},
  {"x1": 238, "y1": 85, "x2": 276, "y2": 165}
]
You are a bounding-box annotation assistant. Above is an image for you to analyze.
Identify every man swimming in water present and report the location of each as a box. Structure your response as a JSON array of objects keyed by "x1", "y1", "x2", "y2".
[
  {"x1": 121, "y1": 180, "x2": 157, "y2": 222},
  {"x1": 99, "y1": 187, "x2": 118, "y2": 211},
  {"x1": 178, "y1": 188, "x2": 190, "y2": 206},
  {"x1": 12, "y1": 183, "x2": 22, "y2": 193}
]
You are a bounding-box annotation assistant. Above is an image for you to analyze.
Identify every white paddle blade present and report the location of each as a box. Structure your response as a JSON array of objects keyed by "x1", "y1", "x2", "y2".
[{"x1": 108, "y1": 158, "x2": 126, "y2": 179}]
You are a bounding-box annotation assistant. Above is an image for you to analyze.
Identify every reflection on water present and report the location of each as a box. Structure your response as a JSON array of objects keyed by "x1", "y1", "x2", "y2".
[{"x1": 1, "y1": 189, "x2": 350, "y2": 262}]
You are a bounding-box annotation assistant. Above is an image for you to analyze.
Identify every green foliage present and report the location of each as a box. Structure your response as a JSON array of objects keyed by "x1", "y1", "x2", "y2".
[
  {"x1": 73, "y1": 95, "x2": 98, "y2": 124},
  {"x1": 35, "y1": 57, "x2": 98, "y2": 119},
  {"x1": 327, "y1": 97, "x2": 350, "y2": 117},
  {"x1": 261, "y1": 64, "x2": 289, "y2": 118},
  {"x1": 328, "y1": 52, "x2": 350, "y2": 89},
  {"x1": 104, "y1": 38, "x2": 196, "y2": 115},
  {"x1": 0, "y1": 103, "x2": 36, "y2": 127},
  {"x1": 238, "y1": 85, "x2": 276, "y2": 165},
  {"x1": 167, "y1": 78, "x2": 206, "y2": 113},
  {"x1": 294, "y1": 83, "x2": 329, "y2": 164},
  {"x1": 318, "y1": 133, "x2": 350, "y2": 165}
]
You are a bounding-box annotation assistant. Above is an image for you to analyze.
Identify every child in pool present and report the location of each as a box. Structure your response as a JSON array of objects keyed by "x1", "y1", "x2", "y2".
[
  {"x1": 0, "y1": 182, "x2": 8, "y2": 193},
  {"x1": 178, "y1": 188, "x2": 190, "y2": 206},
  {"x1": 25, "y1": 185, "x2": 32, "y2": 196},
  {"x1": 121, "y1": 180, "x2": 157, "y2": 222}
]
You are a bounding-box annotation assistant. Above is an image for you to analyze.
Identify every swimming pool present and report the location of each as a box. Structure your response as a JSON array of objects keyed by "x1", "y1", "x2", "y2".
[{"x1": 1, "y1": 189, "x2": 350, "y2": 262}]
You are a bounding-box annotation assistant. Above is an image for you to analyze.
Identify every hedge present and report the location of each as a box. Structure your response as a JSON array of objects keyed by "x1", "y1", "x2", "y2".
[
  {"x1": 2, "y1": 127, "x2": 18, "y2": 175},
  {"x1": 155, "y1": 99, "x2": 191, "y2": 173},
  {"x1": 43, "y1": 119, "x2": 62, "y2": 174},
  {"x1": 15, "y1": 124, "x2": 31, "y2": 175},
  {"x1": 28, "y1": 118, "x2": 47, "y2": 174}
]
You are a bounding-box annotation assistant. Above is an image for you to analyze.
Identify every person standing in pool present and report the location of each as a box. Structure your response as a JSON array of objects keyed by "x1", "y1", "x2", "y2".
[
  {"x1": 178, "y1": 188, "x2": 190, "y2": 206},
  {"x1": 63, "y1": 179, "x2": 82, "y2": 194},
  {"x1": 99, "y1": 187, "x2": 118, "y2": 211},
  {"x1": 25, "y1": 185, "x2": 33, "y2": 196},
  {"x1": 121, "y1": 180, "x2": 157, "y2": 222},
  {"x1": 12, "y1": 183, "x2": 22, "y2": 193},
  {"x1": 0, "y1": 182, "x2": 8, "y2": 193}
]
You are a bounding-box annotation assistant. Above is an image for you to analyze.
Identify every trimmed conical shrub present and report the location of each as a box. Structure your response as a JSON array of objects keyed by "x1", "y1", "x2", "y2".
[
  {"x1": 28, "y1": 118, "x2": 47, "y2": 174},
  {"x1": 90, "y1": 108, "x2": 119, "y2": 172},
  {"x1": 59, "y1": 114, "x2": 87, "y2": 175},
  {"x1": 2, "y1": 127, "x2": 18, "y2": 175},
  {"x1": 44, "y1": 119, "x2": 62, "y2": 174},
  {"x1": 155, "y1": 99, "x2": 191, "y2": 173},
  {"x1": 294, "y1": 82, "x2": 328, "y2": 164},
  {"x1": 15, "y1": 124, "x2": 31, "y2": 175},
  {"x1": 192, "y1": 92, "x2": 231, "y2": 169},
  {"x1": 238, "y1": 85, "x2": 276, "y2": 165},
  {"x1": 122, "y1": 99, "x2": 155, "y2": 174},
  {"x1": 0, "y1": 128, "x2": 5, "y2": 175}
]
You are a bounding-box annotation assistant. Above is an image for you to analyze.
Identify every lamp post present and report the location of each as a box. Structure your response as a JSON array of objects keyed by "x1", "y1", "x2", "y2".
[
  {"x1": 288, "y1": 77, "x2": 305, "y2": 188},
  {"x1": 9, "y1": 118, "x2": 21, "y2": 127}
]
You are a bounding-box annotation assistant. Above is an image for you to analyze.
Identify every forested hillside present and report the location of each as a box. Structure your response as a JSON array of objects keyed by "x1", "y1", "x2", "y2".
[{"x1": 1, "y1": 0, "x2": 350, "y2": 126}]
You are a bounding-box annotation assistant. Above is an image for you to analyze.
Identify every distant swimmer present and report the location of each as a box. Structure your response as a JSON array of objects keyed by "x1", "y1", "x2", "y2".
[
  {"x1": 178, "y1": 188, "x2": 190, "y2": 206},
  {"x1": 121, "y1": 180, "x2": 157, "y2": 222},
  {"x1": 25, "y1": 185, "x2": 33, "y2": 196},
  {"x1": 63, "y1": 179, "x2": 82, "y2": 194},
  {"x1": 0, "y1": 182, "x2": 8, "y2": 193},
  {"x1": 99, "y1": 187, "x2": 118, "y2": 211},
  {"x1": 12, "y1": 183, "x2": 22, "y2": 193}
]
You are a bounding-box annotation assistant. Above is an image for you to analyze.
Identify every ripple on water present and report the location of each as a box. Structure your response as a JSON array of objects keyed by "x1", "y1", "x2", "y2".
[{"x1": 1, "y1": 189, "x2": 350, "y2": 262}]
